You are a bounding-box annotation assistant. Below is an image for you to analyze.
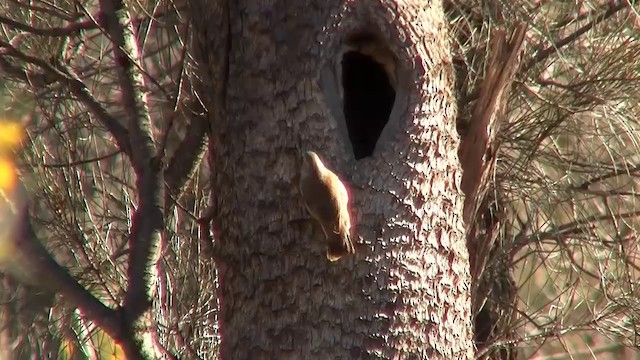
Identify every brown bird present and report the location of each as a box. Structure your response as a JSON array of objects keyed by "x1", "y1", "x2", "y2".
[{"x1": 299, "y1": 151, "x2": 355, "y2": 261}]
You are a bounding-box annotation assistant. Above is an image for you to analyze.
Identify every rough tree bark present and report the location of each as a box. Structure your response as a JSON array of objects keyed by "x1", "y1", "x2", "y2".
[{"x1": 191, "y1": 0, "x2": 473, "y2": 358}]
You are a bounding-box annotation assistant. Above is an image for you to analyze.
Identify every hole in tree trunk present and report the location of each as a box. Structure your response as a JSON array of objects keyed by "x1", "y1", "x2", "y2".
[{"x1": 341, "y1": 37, "x2": 396, "y2": 160}]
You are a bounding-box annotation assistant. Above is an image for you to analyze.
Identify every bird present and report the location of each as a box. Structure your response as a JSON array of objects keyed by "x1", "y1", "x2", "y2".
[{"x1": 299, "y1": 151, "x2": 355, "y2": 261}]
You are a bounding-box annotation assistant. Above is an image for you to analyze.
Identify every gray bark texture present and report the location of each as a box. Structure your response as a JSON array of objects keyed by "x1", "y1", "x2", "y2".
[{"x1": 191, "y1": 0, "x2": 474, "y2": 358}]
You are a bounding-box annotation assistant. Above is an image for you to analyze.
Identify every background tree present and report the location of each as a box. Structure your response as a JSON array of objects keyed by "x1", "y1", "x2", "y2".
[{"x1": 2, "y1": 0, "x2": 640, "y2": 359}]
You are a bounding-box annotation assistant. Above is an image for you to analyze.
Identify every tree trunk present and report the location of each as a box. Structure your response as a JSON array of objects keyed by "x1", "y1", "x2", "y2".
[{"x1": 192, "y1": 0, "x2": 474, "y2": 358}]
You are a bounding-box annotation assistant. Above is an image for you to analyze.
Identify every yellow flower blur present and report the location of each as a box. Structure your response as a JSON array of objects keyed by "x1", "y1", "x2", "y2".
[
  {"x1": 0, "y1": 119, "x2": 22, "y2": 262},
  {"x1": 0, "y1": 158, "x2": 16, "y2": 190},
  {"x1": 0, "y1": 121, "x2": 21, "y2": 191},
  {"x1": 0, "y1": 121, "x2": 23, "y2": 150}
]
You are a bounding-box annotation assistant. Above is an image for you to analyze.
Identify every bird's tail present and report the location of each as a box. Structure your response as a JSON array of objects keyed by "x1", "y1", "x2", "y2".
[{"x1": 326, "y1": 232, "x2": 356, "y2": 262}]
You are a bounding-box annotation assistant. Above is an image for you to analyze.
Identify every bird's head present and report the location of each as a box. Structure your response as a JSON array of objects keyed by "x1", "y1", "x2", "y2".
[{"x1": 302, "y1": 151, "x2": 325, "y2": 175}]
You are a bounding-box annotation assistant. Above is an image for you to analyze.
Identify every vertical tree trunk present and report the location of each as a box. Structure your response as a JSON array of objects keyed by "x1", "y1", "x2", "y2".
[{"x1": 192, "y1": 0, "x2": 474, "y2": 358}]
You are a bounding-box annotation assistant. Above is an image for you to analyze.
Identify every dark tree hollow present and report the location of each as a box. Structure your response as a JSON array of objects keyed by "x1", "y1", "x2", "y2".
[{"x1": 342, "y1": 49, "x2": 396, "y2": 159}]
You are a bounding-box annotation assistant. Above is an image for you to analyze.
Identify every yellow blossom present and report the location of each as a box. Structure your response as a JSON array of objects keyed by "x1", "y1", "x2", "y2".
[
  {"x1": 0, "y1": 157, "x2": 16, "y2": 191},
  {"x1": 0, "y1": 122, "x2": 23, "y2": 150}
]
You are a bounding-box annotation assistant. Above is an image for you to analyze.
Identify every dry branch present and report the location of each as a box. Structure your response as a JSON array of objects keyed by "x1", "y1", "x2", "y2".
[
  {"x1": 97, "y1": 0, "x2": 164, "y2": 329},
  {"x1": 2, "y1": 193, "x2": 122, "y2": 343},
  {"x1": 0, "y1": 41, "x2": 133, "y2": 155}
]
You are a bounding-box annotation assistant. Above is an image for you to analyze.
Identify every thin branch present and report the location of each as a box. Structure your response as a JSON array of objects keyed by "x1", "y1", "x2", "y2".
[
  {"x1": 524, "y1": 2, "x2": 630, "y2": 71},
  {"x1": 38, "y1": 149, "x2": 122, "y2": 168},
  {"x1": 0, "y1": 7, "x2": 182, "y2": 38},
  {"x1": 518, "y1": 209, "x2": 640, "y2": 244},
  {"x1": 7, "y1": 0, "x2": 78, "y2": 21},
  {"x1": 98, "y1": 0, "x2": 163, "y2": 324},
  {"x1": 575, "y1": 163, "x2": 640, "y2": 190},
  {"x1": 0, "y1": 14, "x2": 100, "y2": 36},
  {"x1": 164, "y1": 117, "x2": 208, "y2": 200},
  {"x1": 3, "y1": 203, "x2": 122, "y2": 341},
  {"x1": 0, "y1": 40, "x2": 132, "y2": 155},
  {"x1": 96, "y1": 0, "x2": 154, "y2": 174},
  {"x1": 156, "y1": 40, "x2": 189, "y2": 160}
]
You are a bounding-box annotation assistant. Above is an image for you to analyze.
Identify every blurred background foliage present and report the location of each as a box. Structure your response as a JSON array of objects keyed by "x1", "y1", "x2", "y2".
[
  {"x1": 1, "y1": 0, "x2": 640, "y2": 358},
  {"x1": 449, "y1": 0, "x2": 640, "y2": 358},
  {"x1": 0, "y1": 0, "x2": 216, "y2": 357}
]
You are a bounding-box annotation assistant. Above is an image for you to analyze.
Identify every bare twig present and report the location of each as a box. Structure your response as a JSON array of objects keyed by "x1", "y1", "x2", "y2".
[
  {"x1": 575, "y1": 163, "x2": 640, "y2": 190},
  {"x1": 524, "y1": 2, "x2": 630, "y2": 71},
  {"x1": 7, "y1": 0, "x2": 78, "y2": 21},
  {"x1": 39, "y1": 149, "x2": 122, "y2": 168},
  {"x1": 0, "y1": 14, "x2": 100, "y2": 36},
  {"x1": 0, "y1": 40, "x2": 132, "y2": 155},
  {"x1": 4, "y1": 204, "x2": 122, "y2": 341},
  {"x1": 516, "y1": 209, "x2": 640, "y2": 245}
]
